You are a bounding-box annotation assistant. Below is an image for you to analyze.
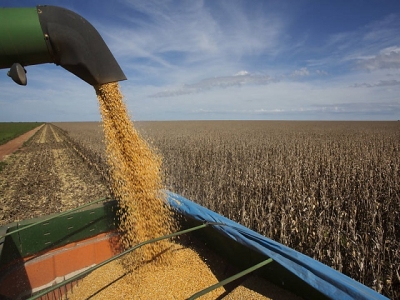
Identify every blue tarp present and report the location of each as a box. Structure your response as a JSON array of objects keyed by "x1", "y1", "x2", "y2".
[{"x1": 166, "y1": 191, "x2": 388, "y2": 300}]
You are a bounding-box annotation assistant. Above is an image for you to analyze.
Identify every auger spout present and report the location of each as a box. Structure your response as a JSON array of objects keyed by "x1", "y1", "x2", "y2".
[{"x1": 0, "y1": 5, "x2": 126, "y2": 86}]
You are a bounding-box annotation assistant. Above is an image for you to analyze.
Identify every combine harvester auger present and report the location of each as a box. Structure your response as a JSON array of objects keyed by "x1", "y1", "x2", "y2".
[
  {"x1": 0, "y1": 5, "x2": 126, "y2": 86},
  {"x1": 0, "y1": 5, "x2": 389, "y2": 300}
]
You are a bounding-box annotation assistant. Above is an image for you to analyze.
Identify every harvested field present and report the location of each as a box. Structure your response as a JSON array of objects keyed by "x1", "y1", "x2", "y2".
[
  {"x1": 54, "y1": 120, "x2": 400, "y2": 299},
  {"x1": 0, "y1": 123, "x2": 110, "y2": 225}
]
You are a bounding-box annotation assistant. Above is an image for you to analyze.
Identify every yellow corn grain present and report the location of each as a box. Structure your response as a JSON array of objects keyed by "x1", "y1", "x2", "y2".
[
  {"x1": 68, "y1": 239, "x2": 301, "y2": 299},
  {"x1": 94, "y1": 82, "x2": 176, "y2": 268}
]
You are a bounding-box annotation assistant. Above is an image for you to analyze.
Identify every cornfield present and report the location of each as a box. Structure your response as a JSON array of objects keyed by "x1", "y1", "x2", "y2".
[{"x1": 54, "y1": 120, "x2": 400, "y2": 299}]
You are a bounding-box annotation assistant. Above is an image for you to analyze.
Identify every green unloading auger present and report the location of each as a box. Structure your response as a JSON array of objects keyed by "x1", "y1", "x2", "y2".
[{"x1": 0, "y1": 5, "x2": 126, "y2": 86}]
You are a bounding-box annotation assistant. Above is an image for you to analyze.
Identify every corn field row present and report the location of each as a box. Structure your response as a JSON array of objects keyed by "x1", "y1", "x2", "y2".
[{"x1": 54, "y1": 121, "x2": 400, "y2": 298}]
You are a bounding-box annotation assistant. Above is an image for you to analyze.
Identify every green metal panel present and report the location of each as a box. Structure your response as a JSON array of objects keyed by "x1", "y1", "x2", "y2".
[
  {"x1": 0, "y1": 201, "x2": 118, "y2": 267},
  {"x1": 0, "y1": 7, "x2": 52, "y2": 68},
  {"x1": 0, "y1": 224, "x2": 20, "y2": 268}
]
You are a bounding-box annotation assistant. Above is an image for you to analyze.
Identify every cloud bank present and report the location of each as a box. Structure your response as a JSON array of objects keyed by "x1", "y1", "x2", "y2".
[
  {"x1": 150, "y1": 71, "x2": 274, "y2": 98},
  {"x1": 357, "y1": 46, "x2": 400, "y2": 71}
]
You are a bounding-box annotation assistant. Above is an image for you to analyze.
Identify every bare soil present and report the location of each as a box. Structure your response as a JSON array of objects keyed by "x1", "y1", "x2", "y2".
[{"x1": 0, "y1": 123, "x2": 111, "y2": 225}]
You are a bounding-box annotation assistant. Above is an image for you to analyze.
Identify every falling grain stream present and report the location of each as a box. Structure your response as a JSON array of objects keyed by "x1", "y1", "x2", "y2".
[{"x1": 68, "y1": 83, "x2": 300, "y2": 299}]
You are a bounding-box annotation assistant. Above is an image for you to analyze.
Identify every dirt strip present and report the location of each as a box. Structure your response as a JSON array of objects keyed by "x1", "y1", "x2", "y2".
[
  {"x1": 0, "y1": 124, "x2": 44, "y2": 161},
  {"x1": 0, "y1": 123, "x2": 111, "y2": 225}
]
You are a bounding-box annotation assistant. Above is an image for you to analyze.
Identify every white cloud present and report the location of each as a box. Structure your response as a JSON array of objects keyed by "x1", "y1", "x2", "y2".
[
  {"x1": 316, "y1": 70, "x2": 328, "y2": 76},
  {"x1": 311, "y1": 102, "x2": 400, "y2": 115},
  {"x1": 310, "y1": 13, "x2": 400, "y2": 73},
  {"x1": 362, "y1": 14, "x2": 400, "y2": 46},
  {"x1": 122, "y1": 75, "x2": 400, "y2": 120},
  {"x1": 235, "y1": 70, "x2": 250, "y2": 76},
  {"x1": 381, "y1": 46, "x2": 400, "y2": 55},
  {"x1": 357, "y1": 46, "x2": 400, "y2": 71},
  {"x1": 290, "y1": 67, "x2": 310, "y2": 78},
  {"x1": 103, "y1": 1, "x2": 286, "y2": 72},
  {"x1": 149, "y1": 72, "x2": 273, "y2": 98},
  {"x1": 351, "y1": 79, "x2": 400, "y2": 88}
]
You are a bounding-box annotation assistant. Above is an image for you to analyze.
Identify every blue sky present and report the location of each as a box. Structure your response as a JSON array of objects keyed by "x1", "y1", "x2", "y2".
[{"x1": 1, "y1": 0, "x2": 400, "y2": 121}]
